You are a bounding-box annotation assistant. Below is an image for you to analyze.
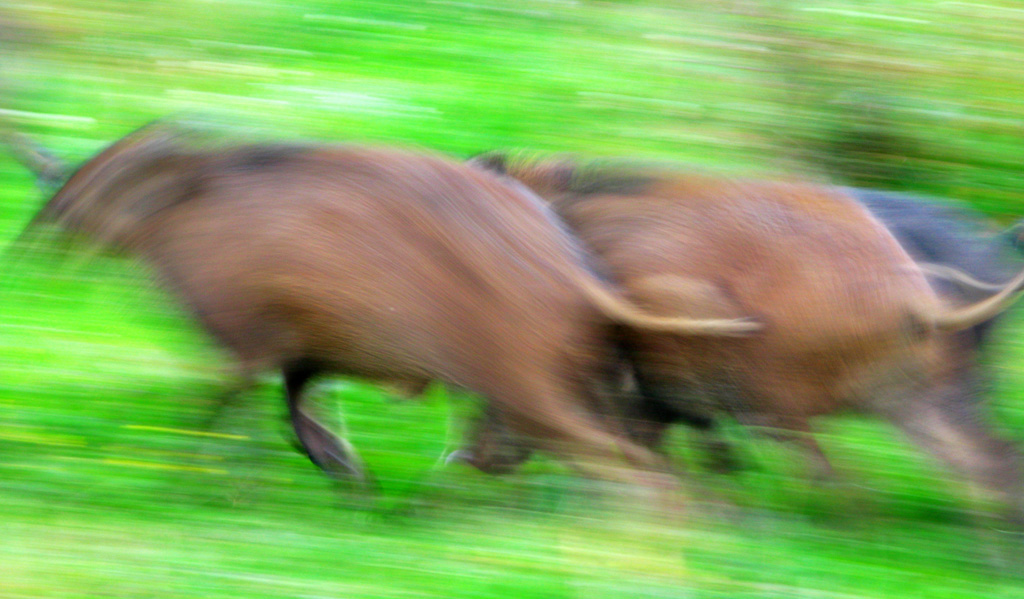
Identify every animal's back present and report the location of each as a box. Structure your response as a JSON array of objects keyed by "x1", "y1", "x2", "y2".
[
  {"x1": 139, "y1": 146, "x2": 601, "y2": 385},
  {"x1": 563, "y1": 176, "x2": 931, "y2": 341}
]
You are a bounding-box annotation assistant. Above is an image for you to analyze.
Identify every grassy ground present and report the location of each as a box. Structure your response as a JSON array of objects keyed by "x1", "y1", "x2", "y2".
[{"x1": 5, "y1": 1, "x2": 1024, "y2": 597}]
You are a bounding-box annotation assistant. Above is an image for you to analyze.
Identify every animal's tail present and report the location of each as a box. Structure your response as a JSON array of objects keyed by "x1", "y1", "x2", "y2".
[{"x1": 574, "y1": 273, "x2": 762, "y2": 336}]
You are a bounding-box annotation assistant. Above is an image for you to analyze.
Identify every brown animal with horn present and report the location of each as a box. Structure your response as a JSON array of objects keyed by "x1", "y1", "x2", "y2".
[
  {"x1": 4, "y1": 122, "x2": 762, "y2": 488},
  {"x1": 457, "y1": 153, "x2": 1024, "y2": 521}
]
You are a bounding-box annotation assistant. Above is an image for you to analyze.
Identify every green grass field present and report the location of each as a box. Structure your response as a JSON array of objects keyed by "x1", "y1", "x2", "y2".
[{"x1": 5, "y1": 1, "x2": 1024, "y2": 597}]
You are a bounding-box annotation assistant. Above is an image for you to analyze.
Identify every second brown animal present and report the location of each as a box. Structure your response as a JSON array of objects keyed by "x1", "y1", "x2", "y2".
[{"x1": 454, "y1": 154, "x2": 1024, "y2": 522}]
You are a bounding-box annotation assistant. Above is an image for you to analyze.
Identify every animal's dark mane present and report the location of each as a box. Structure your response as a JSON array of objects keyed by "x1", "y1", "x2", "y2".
[
  {"x1": 469, "y1": 151, "x2": 659, "y2": 198},
  {"x1": 566, "y1": 163, "x2": 658, "y2": 197},
  {"x1": 213, "y1": 143, "x2": 311, "y2": 174},
  {"x1": 90, "y1": 119, "x2": 315, "y2": 181},
  {"x1": 135, "y1": 143, "x2": 314, "y2": 215}
]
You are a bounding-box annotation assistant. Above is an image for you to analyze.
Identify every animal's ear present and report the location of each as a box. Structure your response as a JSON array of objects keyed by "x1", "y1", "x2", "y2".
[
  {"x1": 546, "y1": 159, "x2": 576, "y2": 191},
  {"x1": 1003, "y1": 219, "x2": 1024, "y2": 253},
  {"x1": 467, "y1": 151, "x2": 508, "y2": 175},
  {"x1": 1, "y1": 130, "x2": 68, "y2": 189}
]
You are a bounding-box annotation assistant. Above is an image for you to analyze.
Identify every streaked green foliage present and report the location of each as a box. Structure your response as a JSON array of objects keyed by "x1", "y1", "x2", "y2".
[{"x1": 3, "y1": 1, "x2": 1024, "y2": 597}]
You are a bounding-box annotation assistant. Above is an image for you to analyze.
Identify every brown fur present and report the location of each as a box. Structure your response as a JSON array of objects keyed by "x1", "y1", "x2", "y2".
[
  {"x1": 28, "y1": 124, "x2": 758, "y2": 485},
  {"x1": 462, "y1": 155, "x2": 1024, "y2": 518}
]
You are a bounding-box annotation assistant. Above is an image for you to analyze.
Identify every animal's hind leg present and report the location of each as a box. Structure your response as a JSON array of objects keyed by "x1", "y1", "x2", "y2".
[
  {"x1": 485, "y1": 376, "x2": 672, "y2": 485},
  {"x1": 284, "y1": 362, "x2": 369, "y2": 483},
  {"x1": 451, "y1": 393, "x2": 679, "y2": 477},
  {"x1": 449, "y1": 403, "x2": 536, "y2": 475},
  {"x1": 628, "y1": 365, "x2": 742, "y2": 473},
  {"x1": 736, "y1": 413, "x2": 836, "y2": 482},
  {"x1": 883, "y1": 379, "x2": 1024, "y2": 523},
  {"x1": 452, "y1": 365, "x2": 655, "y2": 477}
]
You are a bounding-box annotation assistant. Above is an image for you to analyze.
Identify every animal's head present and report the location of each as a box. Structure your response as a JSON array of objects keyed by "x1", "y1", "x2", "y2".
[{"x1": 31, "y1": 119, "x2": 203, "y2": 249}]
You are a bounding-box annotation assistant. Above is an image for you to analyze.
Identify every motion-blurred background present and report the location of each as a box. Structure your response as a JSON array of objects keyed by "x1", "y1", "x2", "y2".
[{"x1": 3, "y1": 1, "x2": 1024, "y2": 597}]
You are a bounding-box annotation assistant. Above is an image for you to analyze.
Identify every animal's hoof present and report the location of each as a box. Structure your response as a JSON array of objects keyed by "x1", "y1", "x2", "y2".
[
  {"x1": 444, "y1": 447, "x2": 530, "y2": 475},
  {"x1": 444, "y1": 449, "x2": 474, "y2": 466}
]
